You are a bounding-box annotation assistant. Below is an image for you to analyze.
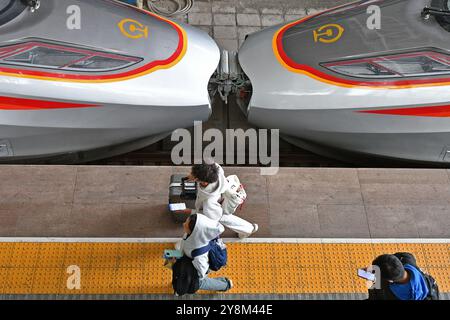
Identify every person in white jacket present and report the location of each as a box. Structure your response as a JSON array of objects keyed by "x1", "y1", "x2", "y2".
[
  {"x1": 183, "y1": 162, "x2": 258, "y2": 238},
  {"x1": 179, "y1": 213, "x2": 232, "y2": 291}
]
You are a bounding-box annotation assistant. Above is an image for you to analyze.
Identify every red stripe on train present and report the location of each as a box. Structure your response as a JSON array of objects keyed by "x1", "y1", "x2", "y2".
[
  {"x1": 359, "y1": 105, "x2": 450, "y2": 117},
  {"x1": 0, "y1": 96, "x2": 99, "y2": 110}
]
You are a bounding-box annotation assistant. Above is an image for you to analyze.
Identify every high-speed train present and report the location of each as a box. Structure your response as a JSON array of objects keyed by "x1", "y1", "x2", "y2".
[
  {"x1": 238, "y1": 0, "x2": 450, "y2": 164},
  {"x1": 0, "y1": 0, "x2": 219, "y2": 162},
  {"x1": 3, "y1": 0, "x2": 450, "y2": 164}
]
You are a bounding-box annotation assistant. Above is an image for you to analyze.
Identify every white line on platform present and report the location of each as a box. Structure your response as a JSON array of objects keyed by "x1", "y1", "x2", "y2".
[{"x1": 0, "y1": 238, "x2": 449, "y2": 244}]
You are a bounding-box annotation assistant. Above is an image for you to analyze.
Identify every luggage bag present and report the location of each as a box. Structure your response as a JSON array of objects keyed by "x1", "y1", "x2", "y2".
[{"x1": 169, "y1": 174, "x2": 197, "y2": 223}]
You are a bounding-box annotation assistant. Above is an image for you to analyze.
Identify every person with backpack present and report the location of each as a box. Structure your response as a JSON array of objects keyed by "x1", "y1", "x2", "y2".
[
  {"x1": 176, "y1": 213, "x2": 233, "y2": 292},
  {"x1": 176, "y1": 161, "x2": 258, "y2": 239},
  {"x1": 367, "y1": 252, "x2": 440, "y2": 300}
]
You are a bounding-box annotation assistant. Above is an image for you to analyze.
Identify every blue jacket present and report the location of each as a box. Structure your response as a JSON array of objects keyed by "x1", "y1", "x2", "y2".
[
  {"x1": 389, "y1": 264, "x2": 429, "y2": 300},
  {"x1": 368, "y1": 252, "x2": 435, "y2": 300}
]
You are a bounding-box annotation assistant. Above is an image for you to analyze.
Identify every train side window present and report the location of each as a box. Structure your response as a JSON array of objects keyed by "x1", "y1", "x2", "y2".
[
  {"x1": 68, "y1": 56, "x2": 136, "y2": 71},
  {"x1": 4, "y1": 46, "x2": 87, "y2": 67},
  {"x1": 323, "y1": 51, "x2": 450, "y2": 79},
  {"x1": 0, "y1": 41, "x2": 142, "y2": 72}
]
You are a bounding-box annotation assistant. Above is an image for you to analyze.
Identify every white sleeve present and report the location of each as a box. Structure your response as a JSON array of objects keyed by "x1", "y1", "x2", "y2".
[
  {"x1": 192, "y1": 253, "x2": 209, "y2": 279},
  {"x1": 195, "y1": 196, "x2": 203, "y2": 212},
  {"x1": 202, "y1": 198, "x2": 223, "y2": 221}
]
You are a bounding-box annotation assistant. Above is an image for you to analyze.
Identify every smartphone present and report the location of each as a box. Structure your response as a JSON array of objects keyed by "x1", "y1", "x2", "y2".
[
  {"x1": 163, "y1": 249, "x2": 183, "y2": 259},
  {"x1": 358, "y1": 268, "x2": 376, "y2": 281},
  {"x1": 169, "y1": 203, "x2": 187, "y2": 211}
]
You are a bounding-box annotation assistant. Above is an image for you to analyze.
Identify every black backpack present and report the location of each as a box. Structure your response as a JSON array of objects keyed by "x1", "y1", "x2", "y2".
[
  {"x1": 172, "y1": 256, "x2": 199, "y2": 296},
  {"x1": 422, "y1": 273, "x2": 440, "y2": 300},
  {"x1": 395, "y1": 252, "x2": 440, "y2": 300}
]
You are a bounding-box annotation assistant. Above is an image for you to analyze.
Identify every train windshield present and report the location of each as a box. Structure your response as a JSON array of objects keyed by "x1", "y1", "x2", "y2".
[{"x1": 0, "y1": 0, "x2": 26, "y2": 26}]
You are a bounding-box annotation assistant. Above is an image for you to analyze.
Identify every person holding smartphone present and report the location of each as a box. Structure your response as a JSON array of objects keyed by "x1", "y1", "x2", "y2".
[
  {"x1": 177, "y1": 213, "x2": 233, "y2": 292},
  {"x1": 367, "y1": 252, "x2": 439, "y2": 300}
]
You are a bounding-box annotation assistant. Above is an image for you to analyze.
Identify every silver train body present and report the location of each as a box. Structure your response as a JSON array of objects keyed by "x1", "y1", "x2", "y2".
[
  {"x1": 239, "y1": 0, "x2": 450, "y2": 164},
  {"x1": 0, "y1": 0, "x2": 219, "y2": 162}
]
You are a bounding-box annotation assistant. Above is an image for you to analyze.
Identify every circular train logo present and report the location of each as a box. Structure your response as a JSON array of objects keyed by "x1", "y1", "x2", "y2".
[
  {"x1": 118, "y1": 18, "x2": 149, "y2": 39},
  {"x1": 313, "y1": 23, "x2": 345, "y2": 44}
]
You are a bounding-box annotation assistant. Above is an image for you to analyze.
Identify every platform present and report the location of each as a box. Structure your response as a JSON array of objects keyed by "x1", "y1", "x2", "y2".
[
  {"x1": 0, "y1": 239, "x2": 449, "y2": 299},
  {"x1": 1, "y1": 165, "x2": 450, "y2": 299},
  {"x1": 1, "y1": 166, "x2": 450, "y2": 238}
]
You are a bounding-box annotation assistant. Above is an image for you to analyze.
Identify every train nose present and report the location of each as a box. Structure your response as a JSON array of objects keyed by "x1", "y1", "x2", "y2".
[
  {"x1": 162, "y1": 12, "x2": 221, "y2": 106},
  {"x1": 0, "y1": 13, "x2": 220, "y2": 162},
  {"x1": 237, "y1": 26, "x2": 284, "y2": 119}
]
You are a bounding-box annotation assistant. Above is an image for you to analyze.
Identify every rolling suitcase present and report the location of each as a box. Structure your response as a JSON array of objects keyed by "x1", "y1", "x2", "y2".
[{"x1": 169, "y1": 175, "x2": 197, "y2": 223}]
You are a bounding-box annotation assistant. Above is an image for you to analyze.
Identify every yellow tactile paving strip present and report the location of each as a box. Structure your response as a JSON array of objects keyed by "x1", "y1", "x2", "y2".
[{"x1": 0, "y1": 242, "x2": 449, "y2": 295}]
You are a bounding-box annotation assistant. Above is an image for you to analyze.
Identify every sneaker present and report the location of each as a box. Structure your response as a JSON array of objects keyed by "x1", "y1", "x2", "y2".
[
  {"x1": 219, "y1": 278, "x2": 233, "y2": 292},
  {"x1": 226, "y1": 278, "x2": 233, "y2": 290}
]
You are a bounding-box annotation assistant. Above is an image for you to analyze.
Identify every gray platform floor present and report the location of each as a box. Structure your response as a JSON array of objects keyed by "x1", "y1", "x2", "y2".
[{"x1": 1, "y1": 166, "x2": 450, "y2": 238}]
